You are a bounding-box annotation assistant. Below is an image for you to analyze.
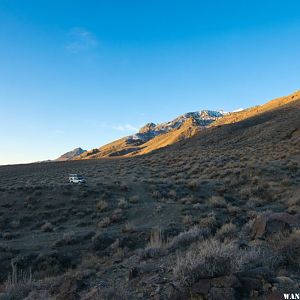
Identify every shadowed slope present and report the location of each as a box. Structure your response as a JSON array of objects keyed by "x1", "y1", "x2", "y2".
[{"x1": 77, "y1": 91, "x2": 300, "y2": 160}]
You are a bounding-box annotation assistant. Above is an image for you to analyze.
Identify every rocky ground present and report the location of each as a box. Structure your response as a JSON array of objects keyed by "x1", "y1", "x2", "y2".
[{"x1": 0, "y1": 99, "x2": 299, "y2": 299}]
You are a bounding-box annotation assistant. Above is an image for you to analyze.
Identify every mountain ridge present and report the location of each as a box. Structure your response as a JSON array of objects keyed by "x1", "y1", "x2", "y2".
[
  {"x1": 57, "y1": 90, "x2": 300, "y2": 161},
  {"x1": 75, "y1": 109, "x2": 225, "y2": 160}
]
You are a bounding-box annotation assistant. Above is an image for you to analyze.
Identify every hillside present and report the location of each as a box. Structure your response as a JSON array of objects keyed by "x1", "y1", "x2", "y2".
[
  {"x1": 211, "y1": 90, "x2": 300, "y2": 127},
  {"x1": 0, "y1": 91, "x2": 299, "y2": 299},
  {"x1": 73, "y1": 91, "x2": 300, "y2": 161},
  {"x1": 76, "y1": 110, "x2": 225, "y2": 159}
]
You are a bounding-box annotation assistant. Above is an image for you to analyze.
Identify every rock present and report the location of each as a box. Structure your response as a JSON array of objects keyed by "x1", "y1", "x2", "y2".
[
  {"x1": 271, "y1": 276, "x2": 299, "y2": 294},
  {"x1": 235, "y1": 267, "x2": 274, "y2": 296},
  {"x1": 266, "y1": 290, "x2": 284, "y2": 300},
  {"x1": 209, "y1": 287, "x2": 236, "y2": 300},
  {"x1": 273, "y1": 276, "x2": 295, "y2": 286},
  {"x1": 251, "y1": 213, "x2": 300, "y2": 239},
  {"x1": 191, "y1": 278, "x2": 211, "y2": 295},
  {"x1": 191, "y1": 275, "x2": 241, "y2": 299}
]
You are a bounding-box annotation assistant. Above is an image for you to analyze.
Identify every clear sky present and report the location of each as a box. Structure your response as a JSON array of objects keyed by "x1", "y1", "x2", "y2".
[{"x1": 1, "y1": 0, "x2": 300, "y2": 165}]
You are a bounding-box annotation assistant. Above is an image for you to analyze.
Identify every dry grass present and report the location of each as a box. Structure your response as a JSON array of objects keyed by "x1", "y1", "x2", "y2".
[
  {"x1": 3, "y1": 262, "x2": 34, "y2": 299},
  {"x1": 271, "y1": 229, "x2": 300, "y2": 269},
  {"x1": 147, "y1": 227, "x2": 166, "y2": 249},
  {"x1": 167, "y1": 226, "x2": 211, "y2": 251},
  {"x1": 173, "y1": 238, "x2": 277, "y2": 286},
  {"x1": 216, "y1": 223, "x2": 238, "y2": 241},
  {"x1": 128, "y1": 195, "x2": 139, "y2": 204},
  {"x1": 97, "y1": 217, "x2": 111, "y2": 228},
  {"x1": 96, "y1": 200, "x2": 108, "y2": 212},
  {"x1": 182, "y1": 215, "x2": 193, "y2": 226},
  {"x1": 199, "y1": 213, "x2": 217, "y2": 229},
  {"x1": 0, "y1": 92, "x2": 299, "y2": 299},
  {"x1": 209, "y1": 196, "x2": 227, "y2": 208},
  {"x1": 41, "y1": 222, "x2": 53, "y2": 232},
  {"x1": 122, "y1": 221, "x2": 136, "y2": 233},
  {"x1": 118, "y1": 198, "x2": 128, "y2": 209}
]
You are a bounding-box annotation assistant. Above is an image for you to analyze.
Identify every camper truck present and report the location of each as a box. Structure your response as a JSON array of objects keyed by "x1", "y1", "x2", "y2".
[{"x1": 69, "y1": 174, "x2": 86, "y2": 184}]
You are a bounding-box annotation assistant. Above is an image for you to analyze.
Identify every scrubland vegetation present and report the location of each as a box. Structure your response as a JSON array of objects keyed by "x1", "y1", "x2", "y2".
[{"x1": 0, "y1": 95, "x2": 299, "y2": 299}]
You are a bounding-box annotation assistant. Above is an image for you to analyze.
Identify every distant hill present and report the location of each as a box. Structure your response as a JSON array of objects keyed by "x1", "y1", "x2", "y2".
[
  {"x1": 75, "y1": 110, "x2": 225, "y2": 159},
  {"x1": 55, "y1": 147, "x2": 86, "y2": 161}
]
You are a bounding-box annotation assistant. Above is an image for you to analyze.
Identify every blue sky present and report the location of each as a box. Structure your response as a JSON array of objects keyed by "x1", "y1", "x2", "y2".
[{"x1": 0, "y1": 0, "x2": 300, "y2": 164}]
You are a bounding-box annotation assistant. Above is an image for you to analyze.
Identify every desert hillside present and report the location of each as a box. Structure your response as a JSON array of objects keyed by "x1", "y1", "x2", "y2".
[
  {"x1": 0, "y1": 92, "x2": 299, "y2": 299},
  {"x1": 75, "y1": 110, "x2": 225, "y2": 160},
  {"x1": 67, "y1": 91, "x2": 300, "y2": 161}
]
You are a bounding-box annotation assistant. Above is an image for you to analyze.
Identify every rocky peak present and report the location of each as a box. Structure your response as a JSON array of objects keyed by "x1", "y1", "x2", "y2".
[{"x1": 139, "y1": 123, "x2": 156, "y2": 134}]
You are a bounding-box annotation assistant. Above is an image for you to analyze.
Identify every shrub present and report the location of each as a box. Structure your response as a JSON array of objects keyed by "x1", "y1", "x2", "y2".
[
  {"x1": 140, "y1": 228, "x2": 167, "y2": 259},
  {"x1": 287, "y1": 196, "x2": 300, "y2": 207},
  {"x1": 173, "y1": 238, "x2": 277, "y2": 286},
  {"x1": 168, "y1": 190, "x2": 177, "y2": 199},
  {"x1": 227, "y1": 205, "x2": 241, "y2": 216},
  {"x1": 62, "y1": 231, "x2": 76, "y2": 244},
  {"x1": 182, "y1": 215, "x2": 193, "y2": 226},
  {"x1": 111, "y1": 208, "x2": 123, "y2": 222},
  {"x1": 273, "y1": 229, "x2": 300, "y2": 268},
  {"x1": 192, "y1": 203, "x2": 202, "y2": 210},
  {"x1": 179, "y1": 196, "x2": 194, "y2": 205},
  {"x1": 152, "y1": 191, "x2": 161, "y2": 199},
  {"x1": 167, "y1": 226, "x2": 211, "y2": 251},
  {"x1": 97, "y1": 217, "x2": 111, "y2": 228},
  {"x1": 128, "y1": 195, "x2": 139, "y2": 204},
  {"x1": 147, "y1": 227, "x2": 166, "y2": 249},
  {"x1": 4, "y1": 262, "x2": 34, "y2": 299},
  {"x1": 155, "y1": 204, "x2": 163, "y2": 213},
  {"x1": 118, "y1": 198, "x2": 128, "y2": 209},
  {"x1": 122, "y1": 222, "x2": 136, "y2": 233},
  {"x1": 209, "y1": 196, "x2": 227, "y2": 208},
  {"x1": 199, "y1": 213, "x2": 217, "y2": 229},
  {"x1": 187, "y1": 180, "x2": 199, "y2": 190},
  {"x1": 216, "y1": 223, "x2": 238, "y2": 241},
  {"x1": 96, "y1": 200, "x2": 108, "y2": 212},
  {"x1": 41, "y1": 222, "x2": 53, "y2": 232}
]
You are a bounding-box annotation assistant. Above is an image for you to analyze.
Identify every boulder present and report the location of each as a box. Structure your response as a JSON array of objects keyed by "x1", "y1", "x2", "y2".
[
  {"x1": 235, "y1": 267, "x2": 274, "y2": 297},
  {"x1": 251, "y1": 213, "x2": 300, "y2": 239},
  {"x1": 266, "y1": 290, "x2": 284, "y2": 300},
  {"x1": 191, "y1": 278, "x2": 211, "y2": 295},
  {"x1": 191, "y1": 275, "x2": 240, "y2": 298},
  {"x1": 209, "y1": 287, "x2": 236, "y2": 300}
]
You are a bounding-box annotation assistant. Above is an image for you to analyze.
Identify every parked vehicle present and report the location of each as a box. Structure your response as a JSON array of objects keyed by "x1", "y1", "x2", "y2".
[{"x1": 69, "y1": 174, "x2": 86, "y2": 184}]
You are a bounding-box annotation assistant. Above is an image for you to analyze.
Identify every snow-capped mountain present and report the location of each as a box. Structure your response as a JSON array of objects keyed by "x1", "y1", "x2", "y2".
[
  {"x1": 73, "y1": 109, "x2": 226, "y2": 160},
  {"x1": 127, "y1": 110, "x2": 225, "y2": 143}
]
